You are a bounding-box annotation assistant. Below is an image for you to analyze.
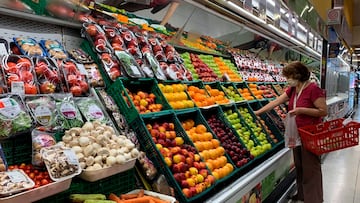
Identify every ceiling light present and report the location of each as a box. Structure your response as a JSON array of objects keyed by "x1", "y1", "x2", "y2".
[
  {"x1": 308, "y1": 6, "x2": 314, "y2": 12},
  {"x1": 226, "y1": 1, "x2": 266, "y2": 24},
  {"x1": 355, "y1": 48, "x2": 360, "y2": 50},
  {"x1": 267, "y1": 0, "x2": 275, "y2": 7}
]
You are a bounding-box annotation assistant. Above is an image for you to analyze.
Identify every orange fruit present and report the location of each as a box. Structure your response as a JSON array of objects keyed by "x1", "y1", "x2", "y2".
[
  {"x1": 211, "y1": 139, "x2": 220, "y2": 148},
  {"x1": 195, "y1": 124, "x2": 207, "y2": 134}
]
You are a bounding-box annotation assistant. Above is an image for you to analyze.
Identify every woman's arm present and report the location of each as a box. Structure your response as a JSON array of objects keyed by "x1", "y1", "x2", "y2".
[
  {"x1": 254, "y1": 93, "x2": 289, "y2": 115},
  {"x1": 289, "y1": 97, "x2": 327, "y2": 117}
]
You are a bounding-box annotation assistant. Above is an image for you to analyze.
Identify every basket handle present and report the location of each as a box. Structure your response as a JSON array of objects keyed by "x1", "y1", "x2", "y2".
[{"x1": 316, "y1": 123, "x2": 325, "y2": 131}]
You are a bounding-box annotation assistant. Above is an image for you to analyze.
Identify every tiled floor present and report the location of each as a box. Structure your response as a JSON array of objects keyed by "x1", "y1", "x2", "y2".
[{"x1": 321, "y1": 105, "x2": 360, "y2": 203}]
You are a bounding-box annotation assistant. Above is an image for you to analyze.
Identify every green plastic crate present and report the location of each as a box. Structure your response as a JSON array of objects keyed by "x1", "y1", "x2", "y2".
[
  {"x1": 248, "y1": 101, "x2": 284, "y2": 146},
  {"x1": 175, "y1": 108, "x2": 237, "y2": 184},
  {"x1": 107, "y1": 78, "x2": 173, "y2": 124},
  {"x1": 129, "y1": 113, "x2": 215, "y2": 203},
  {"x1": 258, "y1": 100, "x2": 286, "y2": 133},
  {"x1": 35, "y1": 169, "x2": 135, "y2": 203},
  {"x1": 22, "y1": 0, "x2": 46, "y2": 15},
  {"x1": 200, "y1": 106, "x2": 255, "y2": 173},
  {"x1": 0, "y1": 134, "x2": 32, "y2": 165}
]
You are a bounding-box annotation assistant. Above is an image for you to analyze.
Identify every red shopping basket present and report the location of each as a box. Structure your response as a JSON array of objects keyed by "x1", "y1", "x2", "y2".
[{"x1": 298, "y1": 118, "x2": 360, "y2": 155}]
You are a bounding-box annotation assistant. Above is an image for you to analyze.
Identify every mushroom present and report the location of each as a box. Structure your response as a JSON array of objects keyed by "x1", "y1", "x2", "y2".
[
  {"x1": 79, "y1": 137, "x2": 90, "y2": 147},
  {"x1": 95, "y1": 126, "x2": 105, "y2": 135},
  {"x1": 92, "y1": 143, "x2": 102, "y2": 151},
  {"x1": 93, "y1": 121, "x2": 102, "y2": 128},
  {"x1": 76, "y1": 153, "x2": 85, "y2": 162},
  {"x1": 79, "y1": 162, "x2": 86, "y2": 169},
  {"x1": 69, "y1": 139, "x2": 80, "y2": 147},
  {"x1": 62, "y1": 134, "x2": 72, "y2": 143},
  {"x1": 109, "y1": 149, "x2": 118, "y2": 157},
  {"x1": 85, "y1": 156, "x2": 95, "y2": 166},
  {"x1": 84, "y1": 145, "x2": 95, "y2": 157},
  {"x1": 93, "y1": 163, "x2": 102, "y2": 170},
  {"x1": 104, "y1": 126, "x2": 115, "y2": 134},
  {"x1": 79, "y1": 131, "x2": 90, "y2": 137},
  {"x1": 124, "y1": 153, "x2": 132, "y2": 160},
  {"x1": 82, "y1": 122, "x2": 94, "y2": 131},
  {"x1": 97, "y1": 148, "x2": 110, "y2": 157},
  {"x1": 94, "y1": 156, "x2": 103, "y2": 164},
  {"x1": 90, "y1": 130, "x2": 99, "y2": 138},
  {"x1": 106, "y1": 156, "x2": 116, "y2": 166},
  {"x1": 72, "y1": 146, "x2": 82, "y2": 154},
  {"x1": 68, "y1": 127, "x2": 81, "y2": 137},
  {"x1": 116, "y1": 154, "x2": 126, "y2": 164},
  {"x1": 131, "y1": 148, "x2": 139, "y2": 158}
]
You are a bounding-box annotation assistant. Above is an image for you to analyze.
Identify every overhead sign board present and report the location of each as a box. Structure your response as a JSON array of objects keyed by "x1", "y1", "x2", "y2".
[{"x1": 327, "y1": 9, "x2": 341, "y2": 25}]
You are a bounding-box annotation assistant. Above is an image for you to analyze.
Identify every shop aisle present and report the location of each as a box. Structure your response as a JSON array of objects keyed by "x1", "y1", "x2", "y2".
[{"x1": 320, "y1": 108, "x2": 360, "y2": 203}]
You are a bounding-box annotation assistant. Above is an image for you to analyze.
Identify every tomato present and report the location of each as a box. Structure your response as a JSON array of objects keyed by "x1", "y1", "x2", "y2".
[
  {"x1": 67, "y1": 74, "x2": 78, "y2": 85},
  {"x1": 64, "y1": 62, "x2": 78, "y2": 74},
  {"x1": 24, "y1": 83, "x2": 37, "y2": 94},
  {"x1": 5, "y1": 62, "x2": 18, "y2": 74},
  {"x1": 28, "y1": 172, "x2": 35, "y2": 179},
  {"x1": 19, "y1": 70, "x2": 34, "y2": 83},
  {"x1": 17, "y1": 58, "x2": 31, "y2": 71},
  {"x1": 8, "y1": 165, "x2": 15, "y2": 170},
  {"x1": 79, "y1": 81, "x2": 89, "y2": 93},
  {"x1": 18, "y1": 163, "x2": 25, "y2": 169},
  {"x1": 33, "y1": 170, "x2": 39, "y2": 175},
  {"x1": 70, "y1": 85, "x2": 82, "y2": 96},
  {"x1": 35, "y1": 63, "x2": 47, "y2": 75},
  {"x1": 25, "y1": 165, "x2": 32, "y2": 170},
  {"x1": 25, "y1": 169, "x2": 31, "y2": 174},
  {"x1": 35, "y1": 180, "x2": 41, "y2": 186},
  {"x1": 86, "y1": 24, "x2": 98, "y2": 37},
  {"x1": 40, "y1": 179, "x2": 49, "y2": 186},
  {"x1": 40, "y1": 81, "x2": 56, "y2": 93},
  {"x1": 109, "y1": 67, "x2": 121, "y2": 80},
  {"x1": 7, "y1": 74, "x2": 20, "y2": 85}
]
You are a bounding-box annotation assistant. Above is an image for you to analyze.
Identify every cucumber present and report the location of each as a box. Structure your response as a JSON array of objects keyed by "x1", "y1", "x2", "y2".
[{"x1": 69, "y1": 194, "x2": 106, "y2": 203}]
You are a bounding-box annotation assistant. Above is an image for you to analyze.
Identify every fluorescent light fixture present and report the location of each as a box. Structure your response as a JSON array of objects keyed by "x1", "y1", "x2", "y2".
[
  {"x1": 267, "y1": 0, "x2": 275, "y2": 7},
  {"x1": 300, "y1": 5, "x2": 309, "y2": 17},
  {"x1": 305, "y1": 46, "x2": 321, "y2": 58},
  {"x1": 308, "y1": 6, "x2": 314, "y2": 12},
  {"x1": 227, "y1": 1, "x2": 266, "y2": 24},
  {"x1": 298, "y1": 23, "x2": 307, "y2": 32},
  {"x1": 355, "y1": 48, "x2": 360, "y2": 50},
  {"x1": 267, "y1": 24, "x2": 306, "y2": 47},
  {"x1": 280, "y1": 8, "x2": 286, "y2": 14},
  {"x1": 338, "y1": 56, "x2": 350, "y2": 66}
]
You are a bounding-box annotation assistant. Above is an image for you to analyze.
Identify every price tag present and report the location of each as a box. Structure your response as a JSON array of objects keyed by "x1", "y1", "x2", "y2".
[
  {"x1": 0, "y1": 44, "x2": 8, "y2": 55},
  {"x1": 7, "y1": 171, "x2": 28, "y2": 183},
  {"x1": 11, "y1": 81, "x2": 25, "y2": 94},
  {"x1": 63, "y1": 149, "x2": 79, "y2": 165},
  {"x1": 76, "y1": 63, "x2": 88, "y2": 76}
]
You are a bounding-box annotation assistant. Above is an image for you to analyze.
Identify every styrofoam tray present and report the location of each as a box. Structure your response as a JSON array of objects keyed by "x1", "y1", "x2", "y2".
[
  {"x1": 0, "y1": 178, "x2": 71, "y2": 203},
  {"x1": 127, "y1": 189, "x2": 176, "y2": 203},
  {"x1": 79, "y1": 158, "x2": 136, "y2": 182}
]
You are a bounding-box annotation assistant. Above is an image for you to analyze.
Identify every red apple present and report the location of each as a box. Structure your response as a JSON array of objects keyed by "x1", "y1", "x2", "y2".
[{"x1": 173, "y1": 154, "x2": 185, "y2": 164}]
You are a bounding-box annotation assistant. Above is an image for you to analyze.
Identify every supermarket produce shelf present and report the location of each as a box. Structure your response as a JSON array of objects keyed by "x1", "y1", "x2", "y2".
[
  {"x1": 0, "y1": 7, "x2": 82, "y2": 29},
  {"x1": 171, "y1": 43, "x2": 231, "y2": 58},
  {"x1": 205, "y1": 148, "x2": 291, "y2": 202}
]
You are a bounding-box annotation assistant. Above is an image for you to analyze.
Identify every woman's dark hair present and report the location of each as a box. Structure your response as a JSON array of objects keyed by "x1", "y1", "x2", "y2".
[{"x1": 282, "y1": 61, "x2": 310, "y2": 82}]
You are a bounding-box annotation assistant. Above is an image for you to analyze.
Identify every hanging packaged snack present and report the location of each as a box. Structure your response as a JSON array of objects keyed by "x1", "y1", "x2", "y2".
[
  {"x1": 68, "y1": 48, "x2": 94, "y2": 64},
  {"x1": 75, "y1": 97, "x2": 108, "y2": 124},
  {"x1": 31, "y1": 129, "x2": 56, "y2": 168},
  {"x1": 59, "y1": 59, "x2": 90, "y2": 96},
  {"x1": 0, "y1": 94, "x2": 33, "y2": 139},
  {"x1": 54, "y1": 94, "x2": 84, "y2": 130},
  {"x1": 40, "y1": 40, "x2": 68, "y2": 60},
  {"x1": 33, "y1": 57, "x2": 63, "y2": 94},
  {"x1": 99, "y1": 52, "x2": 123, "y2": 81},
  {"x1": 25, "y1": 95, "x2": 57, "y2": 128},
  {"x1": 13, "y1": 37, "x2": 45, "y2": 57},
  {"x1": 84, "y1": 63, "x2": 104, "y2": 87},
  {"x1": 1, "y1": 55, "x2": 38, "y2": 94},
  {"x1": 0, "y1": 144, "x2": 8, "y2": 171},
  {"x1": 95, "y1": 89, "x2": 128, "y2": 132},
  {"x1": 82, "y1": 23, "x2": 112, "y2": 54},
  {"x1": 114, "y1": 50, "x2": 144, "y2": 78}
]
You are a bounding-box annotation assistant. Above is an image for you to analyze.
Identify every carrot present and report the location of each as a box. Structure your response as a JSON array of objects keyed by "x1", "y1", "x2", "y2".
[
  {"x1": 109, "y1": 193, "x2": 124, "y2": 203},
  {"x1": 141, "y1": 196, "x2": 171, "y2": 203},
  {"x1": 120, "y1": 193, "x2": 139, "y2": 200},
  {"x1": 121, "y1": 196, "x2": 170, "y2": 203},
  {"x1": 137, "y1": 189, "x2": 144, "y2": 198}
]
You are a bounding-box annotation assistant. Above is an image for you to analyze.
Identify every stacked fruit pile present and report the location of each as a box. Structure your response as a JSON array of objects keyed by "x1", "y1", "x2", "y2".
[
  {"x1": 272, "y1": 84, "x2": 285, "y2": 95},
  {"x1": 205, "y1": 114, "x2": 253, "y2": 168},
  {"x1": 223, "y1": 109, "x2": 256, "y2": 153},
  {"x1": 182, "y1": 119, "x2": 234, "y2": 181},
  {"x1": 205, "y1": 85, "x2": 230, "y2": 104},
  {"x1": 190, "y1": 54, "x2": 219, "y2": 82},
  {"x1": 181, "y1": 52, "x2": 199, "y2": 81},
  {"x1": 222, "y1": 85, "x2": 244, "y2": 102},
  {"x1": 213, "y1": 57, "x2": 242, "y2": 82},
  {"x1": 237, "y1": 106, "x2": 272, "y2": 157},
  {"x1": 258, "y1": 84, "x2": 278, "y2": 99},
  {"x1": 159, "y1": 83, "x2": 195, "y2": 110},
  {"x1": 187, "y1": 85, "x2": 215, "y2": 107},
  {"x1": 237, "y1": 87, "x2": 255, "y2": 101},
  {"x1": 147, "y1": 121, "x2": 215, "y2": 199},
  {"x1": 248, "y1": 84, "x2": 264, "y2": 100},
  {"x1": 125, "y1": 89, "x2": 163, "y2": 113}
]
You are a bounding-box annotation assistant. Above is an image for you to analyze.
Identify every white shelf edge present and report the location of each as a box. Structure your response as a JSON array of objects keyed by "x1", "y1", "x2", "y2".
[
  {"x1": 0, "y1": 7, "x2": 82, "y2": 29},
  {"x1": 205, "y1": 148, "x2": 291, "y2": 203}
]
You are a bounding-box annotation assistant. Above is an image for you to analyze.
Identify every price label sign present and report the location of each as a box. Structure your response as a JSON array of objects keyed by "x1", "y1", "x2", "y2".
[
  {"x1": 11, "y1": 81, "x2": 25, "y2": 94},
  {"x1": 0, "y1": 44, "x2": 8, "y2": 55}
]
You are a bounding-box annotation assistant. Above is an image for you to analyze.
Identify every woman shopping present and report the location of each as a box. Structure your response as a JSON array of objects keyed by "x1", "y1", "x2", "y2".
[{"x1": 254, "y1": 61, "x2": 327, "y2": 203}]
